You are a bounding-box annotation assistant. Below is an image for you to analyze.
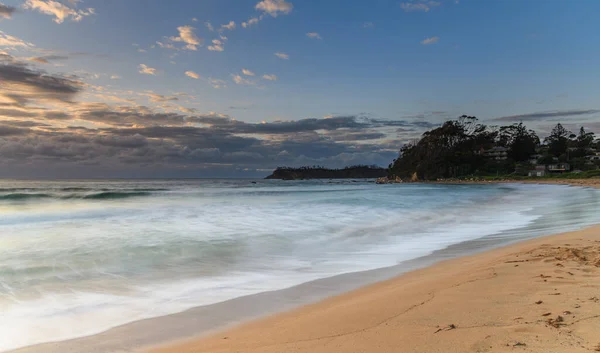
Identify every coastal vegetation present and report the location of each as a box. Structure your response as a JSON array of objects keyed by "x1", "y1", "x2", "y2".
[
  {"x1": 265, "y1": 165, "x2": 387, "y2": 180},
  {"x1": 388, "y1": 116, "x2": 599, "y2": 181}
]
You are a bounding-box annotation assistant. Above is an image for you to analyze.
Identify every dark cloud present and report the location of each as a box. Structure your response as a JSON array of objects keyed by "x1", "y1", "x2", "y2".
[
  {"x1": 0, "y1": 124, "x2": 29, "y2": 136},
  {"x1": 0, "y1": 57, "x2": 83, "y2": 103},
  {"x1": 0, "y1": 120, "x2": 50, "y2": 127},
  {"x1": 493, "y1": 109, "x2": 600, "y2": 122},
  {"x1": 0, "y1": 3, "x2": 16, "y2": 19}
]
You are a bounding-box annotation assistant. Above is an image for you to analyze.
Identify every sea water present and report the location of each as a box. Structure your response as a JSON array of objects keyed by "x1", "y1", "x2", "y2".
[{"x1": 0, "y1": 179, "x2": 599, "y2": 352}]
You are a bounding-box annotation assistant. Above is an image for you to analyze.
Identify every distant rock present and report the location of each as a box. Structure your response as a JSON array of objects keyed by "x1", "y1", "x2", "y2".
[{"x1": 265, "y1": 166, "x2": 387, "y2": 180}]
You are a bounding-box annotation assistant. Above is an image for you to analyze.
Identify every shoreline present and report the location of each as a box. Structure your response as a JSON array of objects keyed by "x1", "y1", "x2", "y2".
[
  {"x1": 146, "y1": 224, "x2": 600, "y2": 353},
  {"x1": 7, "y1": 180, "x2": 600, "y2": 353},
  {"x1": 142, "y1": 179, "x2": 600, "y2": 353}
]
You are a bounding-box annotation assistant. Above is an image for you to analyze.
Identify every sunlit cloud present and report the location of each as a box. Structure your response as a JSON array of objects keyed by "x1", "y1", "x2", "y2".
[
  {"x1": 0, "y1": 31, "x2": 34, "y2": 48},
  {"x1": 138, "y1": 64, "x2": 157, "y2": 75},
  {"x1": 26, "y1": 55, "x2": 68, "y2": 64},
  {"x1": 262, "y1": 74, "x2": 277, "y2": 81},
  {"x1": 209, "y1": 78, "x2": 227, "y2": 89},
  {"x1": 256, "y1": 0, "x2": 293, "y2": 17},
  {"x1": 306, "y1": 32, "x2": 322, "y2": 40},
  {"x1": 242, "y1": 69, "x2": 255, "y2": 76},
  {"x1": 169, "y1": 25, "x2": 203, "y2": 51},
  {"x1": 241, "y1": 17, "x2": 260, "y2": 28},
  {"x1": 110, "y1": 75, "x2": 121, "y2": 80},
  {"x1": 23, "y1": 0, "x2": 95, "y2": 23},
  {"x1": 220, "y1": 21, "x2": 236, "y2": 31},
  {"x1": 420, "y1": 36, "x2": 439, "y2": 45},
  {"x1": 207, "y1": 39, "x2": 224, "y2": 52},
  {"x1": 274, "y1": 52, "x2": 289, "y2": 59},
  {"x1": 185, "y1": 70, "x2": 200, "y2": 79},
  {"x1": 231, "y1": 74, "x2": 255, "y2": 86}
]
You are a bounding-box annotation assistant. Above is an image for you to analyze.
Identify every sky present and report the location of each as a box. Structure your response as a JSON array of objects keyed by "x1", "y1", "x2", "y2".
[{"x1": 1, "y1": 0, "x2": 600, "y2": 178}]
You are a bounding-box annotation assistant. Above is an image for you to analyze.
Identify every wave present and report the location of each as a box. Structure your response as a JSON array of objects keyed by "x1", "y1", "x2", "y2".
[
  {"x1": 80, "y1": 191, "x2": 153, "y2": 200},
  {"x1": 0, "y1": 191, "x2": 155, "y2": 201},
  {"x1": 0, "y1": 193, "x2": 52, "y2": 200}
]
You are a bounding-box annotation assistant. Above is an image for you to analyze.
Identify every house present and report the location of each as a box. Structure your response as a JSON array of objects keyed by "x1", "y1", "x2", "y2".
[
  {"x1": 483, "y1": 146, "x2": 508, "y2": 160},
  {"x1": 528, "y1": 163, "x2": 570, "y2": 177},
  {"x1": 528, "y1": 165, "x2": 546, "y2": 177},
  {"x1": 547, "y1": 163, "x2": 570, "y2": 173}
]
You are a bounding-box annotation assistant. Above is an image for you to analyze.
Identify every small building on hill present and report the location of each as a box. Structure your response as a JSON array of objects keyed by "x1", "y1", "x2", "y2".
[
  {"x1": 483, "y1": 146, "x2": 508, "y2": 160},
  {"x1": 528, "y1": 163, "x2": 571, "y2": 177},
  {"x1": 528, "y1": 165, "x2": 547, "y2": 177}
]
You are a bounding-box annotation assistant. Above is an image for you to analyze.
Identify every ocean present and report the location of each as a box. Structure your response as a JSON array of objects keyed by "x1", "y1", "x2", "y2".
[{"x1": 0, "y1": 179, "x2": 599, "y2": 352}]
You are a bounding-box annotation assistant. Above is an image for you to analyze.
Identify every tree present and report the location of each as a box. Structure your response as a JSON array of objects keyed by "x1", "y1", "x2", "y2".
[
  {"x1": 498, "y1": 123, "x2": 539, "y2": 162},
  {"x1": 575, "y1": 127, "x2": 595, "y2": 154},
  {"x1": 544, "y1": 123, "x2": 571, "y2": 157}
]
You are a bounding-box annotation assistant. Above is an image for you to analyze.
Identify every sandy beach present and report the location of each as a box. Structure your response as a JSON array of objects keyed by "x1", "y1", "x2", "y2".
[{"x1": 146, "y1": 180, "x2": 600, "y2": 353}]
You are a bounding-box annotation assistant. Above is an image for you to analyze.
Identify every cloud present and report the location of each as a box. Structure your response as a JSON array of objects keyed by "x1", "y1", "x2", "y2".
[
  {"x1": 400, "y1": 1, "x2": 441, "y2": 12},
  {"x1": 221, "y1": 21, "x2": 236, "y2": 31},
  {"x1": 421, "y1": 36, "x2": 439, "y2": 45},
  {"x1": 170, "y1": 25, "x2": 203, "y2": 51},
  {"x1": 0, "y1": 31, "x2": 34, "y2": 48},
  {"x1": 231, "y1": 74, "x2": 255, "y2": 86},
  {"x1": 192, "y1": 17, "x2": 198, "y2": 22},
  {"x1": 138, "y1": 64, "x2": 157, "y2": 75},
  {"x1": 110, "y1": 75, "x2": 121, "y2": 80},
  {"x1": 0, "y1": 2, "x2": 17, "y2": 19},
  {"x1": 492, "y1": 109, "x2": 600, "y2": 122},
  {"x1": 262, "y1": 74, "x2": 277, "y2": 81},
  {"x1": 144, "y1": 93, "x2": 179, "y2": 103},
  {"x1": 207, "y1": 39, "x2": 224, "y2": 52},
  {"x1": 363, "y1": 22, "x2": 374, "y2": 28},
  {"x1": 185, "y1": 71, "x2": 200, "y2": 79},
  {"x1": 0, "y1": 56, "x2": 83, "y2": 104},
  {"x1": 255, "y1": 0, "x2": 293, "y2": 17},
  {"x1": 205, "y1": 21, "x2": 214, "y2": 32},
  {"x1": 274, "y1": 52, "x2": 289, "y2": 60},
  {"x1": 23, "y1": 0, "x2": 95, "y2": 23},
  {"x1": 306, "y1": 32, "x2": 322, "y2": 40},
  {"x1": 27, "y1": 55, "x2": 68, "y2": 64},
  {"x1": 242, "y1": 68, "x2": 255, "y2": 76},
  {"x1": 242, "y1": 17, "x2": 261, "y2": 28},
  {"x1": 209, "y1": 78, "x2": 227, "y2": 89}
]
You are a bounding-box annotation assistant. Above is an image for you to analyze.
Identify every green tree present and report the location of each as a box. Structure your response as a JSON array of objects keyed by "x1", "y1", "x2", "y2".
[
  {"x1": 498, "y1": 123, "x2": 539, "y2": 162},
  {"x1": 544, "y1": 123, "x2": 571, "y2": 157}
]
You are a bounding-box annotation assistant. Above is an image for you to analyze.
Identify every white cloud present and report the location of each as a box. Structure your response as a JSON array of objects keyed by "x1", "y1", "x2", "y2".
[
  {"x1": 138, "y1": 64, "x2": 157, "y2": 75},
  {"x1": 185, "y1": 71, "x2": 200, "y2": 79},
  {"x1": 23, "y1": 0, "x2": 95, "y2": 23},
  {"x1": 242, "y1": 69, "x2": 255, "y2": 76},
  {"x1": 274, "y1": 52, "x2": 289, "y2": 60},
  {"x1": 420, "y1": 36, "x2": 439, "y2": 45},
  {"x1": 209, "y1": 78, "x2": 227, "y2": 89},
  {"x1": 205, "y1": 21, "x2": 214, "y2": 32},
  {"x1": 207, "y1": 39, "x2": 224, "y2": 52},
  {"x1": 363, "y1": 22, "x2": 374, "y2": 28},
  {"x1": 192, "y1": 17, "x2": 198, "y2": 22},
  {"x1": 306, "y1": 32, "x2": 322, "y2": 40},
  {"x1": 256, "y1": 0, "x2": 293, "y2": 17},
  {"x1": 242, "y1": 16, "x2": 261, "y2": 28},
  {"x1": 156, "y1": 41, "x2": 175, "y2": 50},
  {"x1": 0, "y1": 31, "x2": 33, "y2": 47},
  {"x1": 262, "y1": 74, "x2": 277, "y2": 81},
  {"x1": 231, "y1": 74, "x2": 255, "y2": 86},
  {"x1": 170, "y1": 25, "x2": 203, "y2": 51},
  {"x1": 400, "y1": 1, "x2": 441, "y2": 12},
  {"x1": 110, "y1": 75, "x2": 121, "y2": 80},
  {"x1": 137, "y1": 48, "x2": 147, "y2": 53},
  {"x1": 221, "y1": 21, "x2": 236, "y2": 31}
]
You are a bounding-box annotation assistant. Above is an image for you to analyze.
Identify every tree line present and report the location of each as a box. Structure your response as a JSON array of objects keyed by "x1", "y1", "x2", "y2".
[{"x1": 388, "y1": 115, "x2": 598, "y2": 180}]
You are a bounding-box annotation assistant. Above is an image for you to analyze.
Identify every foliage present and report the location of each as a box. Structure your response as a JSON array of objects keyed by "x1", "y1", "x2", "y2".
[{"x1": 389, "y1": 116, "x2": 599, "y2": 181}]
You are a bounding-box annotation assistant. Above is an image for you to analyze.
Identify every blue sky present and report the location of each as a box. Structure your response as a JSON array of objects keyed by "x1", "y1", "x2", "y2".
[{"x1": 1, "y1": 0, "x2": 599, "y2": 177}]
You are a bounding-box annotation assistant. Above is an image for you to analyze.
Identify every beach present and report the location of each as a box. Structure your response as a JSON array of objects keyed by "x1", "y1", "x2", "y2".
[
  {"x1": 2, "y1": 179, "x2": 600, "y2": 353},
  {"x1": 147, "y1": 224, "x2": 600, "y2": 353},
  {"x1": 145, "y1": 180, "x2": 600, "y2": 353}
]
